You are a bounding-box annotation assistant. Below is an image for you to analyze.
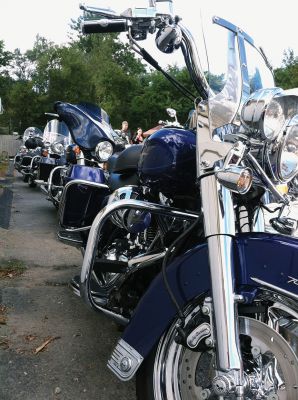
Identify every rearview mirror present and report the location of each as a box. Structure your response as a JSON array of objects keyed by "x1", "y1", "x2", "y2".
[{"x1": 155, "y1": 24, "x2": 182, "y2": 54}]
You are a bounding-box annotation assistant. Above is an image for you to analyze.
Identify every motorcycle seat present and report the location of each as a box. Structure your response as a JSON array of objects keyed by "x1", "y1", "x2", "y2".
[{"x1": 107, "y1": 145, "x2": 142, "y2": 173}]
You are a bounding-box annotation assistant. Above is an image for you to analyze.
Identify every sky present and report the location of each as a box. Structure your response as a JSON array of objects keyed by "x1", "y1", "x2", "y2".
[{"x1": 0, "y1": 0, "x2": 297, "y2": 69}]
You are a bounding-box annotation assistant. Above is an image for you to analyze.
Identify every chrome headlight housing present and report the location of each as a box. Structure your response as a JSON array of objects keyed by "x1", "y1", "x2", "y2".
[
  {"x1": 95, "y1": 141, "x2": 113, "y2": 162},
  {"x1": 242, "y1": 88, "x2": 298, "y2": 183},
  {"x1": 51, "y1": 142, "x2": 64, "y2": 155},
  {"x1": 19, "y1": 146, "x2": 28, "y2": 154},
  {"x1": 277, "y1": 114, "x2": 298, "y2": 182},
  {"x1": 241, "y1": 87, "x2": 284, "y2": 141}
]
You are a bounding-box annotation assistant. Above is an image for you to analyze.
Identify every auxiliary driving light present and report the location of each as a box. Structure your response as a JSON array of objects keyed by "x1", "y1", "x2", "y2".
[{"x1": 216, "y1": 166, "x2": 253, "y2": 194}]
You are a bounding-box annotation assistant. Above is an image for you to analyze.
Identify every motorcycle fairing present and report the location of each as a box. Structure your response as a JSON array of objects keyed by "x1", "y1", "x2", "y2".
[
  {"x1": 119, "y1": 232, "x2": 298, "y2": 361},
  {"x1": 64, "y1": 164, "x2": 106, "y2": 183},
  {"x1": 54, "y1": 101, "x2": 114, "y2": 150}
]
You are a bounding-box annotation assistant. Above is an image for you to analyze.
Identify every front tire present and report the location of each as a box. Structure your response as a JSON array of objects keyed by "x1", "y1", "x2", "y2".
[{"x1": 137, "y1": 299, "x2": 298, "y2": 400}]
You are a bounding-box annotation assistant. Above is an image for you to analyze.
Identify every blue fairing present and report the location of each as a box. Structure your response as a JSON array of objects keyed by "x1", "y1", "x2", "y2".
[
  {"x1": 65, "y1": 165, "x2": 106, "y2": 184},
  {"x1": 54, "y1": 102, "x2": 114, "y2": 150},
  {"x1": 121, "y1": 233, "x2": 298, "y2": 360}
]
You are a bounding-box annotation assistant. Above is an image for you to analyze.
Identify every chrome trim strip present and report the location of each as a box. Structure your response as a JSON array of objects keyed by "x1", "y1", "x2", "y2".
[
  {"x1": 127, "y1": 251, "x2": 166, "y2": 268},
  {"x1": 64, "y1": 179, "x2": 109, "y2": 191},
  {"x1": 251, "y1": 277, "x2": 298, "y2": 301},
  {"x1": 64, "y1": 226, "x2": 91, "y2": 232},
  {"x1": 80, "y1": 199, "x2": 199, "y2": 313},
  {"x1": 107, "y1": 339, "x2": 144, "y2": 381}
]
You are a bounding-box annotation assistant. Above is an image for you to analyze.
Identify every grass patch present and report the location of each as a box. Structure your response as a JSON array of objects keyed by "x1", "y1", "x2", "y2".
[{"x1": 0, "y1": 259, "x2": 26, "y2": 279}]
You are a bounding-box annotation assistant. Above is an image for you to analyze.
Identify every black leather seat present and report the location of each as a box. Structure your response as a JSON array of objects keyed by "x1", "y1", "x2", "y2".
[{"x1": 107, "y1": 145, "x2": 142, "y2": 173}]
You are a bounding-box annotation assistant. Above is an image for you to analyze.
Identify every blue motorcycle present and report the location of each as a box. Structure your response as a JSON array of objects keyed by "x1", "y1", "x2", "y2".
[{"x1": 73, "y1": 2, "x2": 298, "y2": 399}]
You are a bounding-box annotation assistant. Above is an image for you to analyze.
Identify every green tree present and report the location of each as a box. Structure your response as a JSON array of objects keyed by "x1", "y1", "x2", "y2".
[{"x1": 274, "y1": 49, "x2": 298, "y2": 89}]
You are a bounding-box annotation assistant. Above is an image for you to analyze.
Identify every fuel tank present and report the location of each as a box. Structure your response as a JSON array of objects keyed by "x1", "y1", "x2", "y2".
[{"x1": 138, "y1": 128, "x2": 196, "y2": 196}]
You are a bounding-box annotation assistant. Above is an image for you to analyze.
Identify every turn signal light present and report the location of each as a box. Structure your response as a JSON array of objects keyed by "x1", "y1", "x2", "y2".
[
  {"x1": 73, "y1": 145, "x2": 81, "y2": 155},
  {"x1": 216, "y1": 167, "x2": 253, "y2": 194}
]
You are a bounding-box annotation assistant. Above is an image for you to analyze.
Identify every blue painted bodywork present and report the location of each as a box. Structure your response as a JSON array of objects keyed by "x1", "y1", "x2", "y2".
[
  {"x1": 54, "y1": 102, "x2": 114, "y2": 150},
  {"x1": 138, "y1": 128, "x2": 196, "y2": 196},
  {"x1": 121, "y1": 232, "x2": 298, "y2": 359},
  {"x1": 65, "y1": 164, "x2": 106, "y2": 184},
  {"x1": 40, "y1": 157, "x2": 56, "y2": 166}
]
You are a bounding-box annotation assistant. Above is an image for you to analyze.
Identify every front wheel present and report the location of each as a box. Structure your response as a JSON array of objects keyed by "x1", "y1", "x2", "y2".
[{"x1": 137, "y1": 301, "x2": 298, "y2": 399}]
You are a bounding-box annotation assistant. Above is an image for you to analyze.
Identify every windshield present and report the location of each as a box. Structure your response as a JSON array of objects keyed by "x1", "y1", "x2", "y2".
[
  {"x1": 23, "y1": 127, "x2": 43, "y2": 143},
  {"x1": 200, "y1": 15, "x2": 274, "y2": 134},
  {"x1": 43, "y1": 119, "x2": 71, "y2": 146}
]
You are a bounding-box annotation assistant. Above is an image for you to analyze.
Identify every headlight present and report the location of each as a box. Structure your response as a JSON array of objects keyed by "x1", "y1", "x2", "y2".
[
  {"x1": 20, "y1": 146, "x2": 28, "y2": 154},
  {"x1": 241, "y1": 88, "x2": 284, "y2": 141},
  {"x1": 51, "y1": 142, "x2": 64, "y2": 155},
  {"x1": 95, "y1": 141, "x2": 113, "y2": 162},
  {"x1": 263, "y1": 98, "x2": 285, "y2": 140},
  {"x1": 278, "y1": 115, "x2": 298, "y2": 182}
]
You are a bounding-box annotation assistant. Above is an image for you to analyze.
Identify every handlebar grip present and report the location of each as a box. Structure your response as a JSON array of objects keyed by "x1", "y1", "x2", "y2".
[{"x1": 82, "y1": 19, "x2": 128, "y2": 34}]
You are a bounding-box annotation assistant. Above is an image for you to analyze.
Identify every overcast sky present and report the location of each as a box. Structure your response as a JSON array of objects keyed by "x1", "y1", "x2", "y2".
[{"x1": 0, "y1": 0, "x2": 297, "y2": 69}]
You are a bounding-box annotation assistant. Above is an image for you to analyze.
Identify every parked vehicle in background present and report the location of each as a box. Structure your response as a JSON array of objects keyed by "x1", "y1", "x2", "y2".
[
  {"x1": 14, "y1": 127, "x2": 43, "y2": 186},
  {"x1": 36, "y1": 117, "x2": 71, "y2": 204}
]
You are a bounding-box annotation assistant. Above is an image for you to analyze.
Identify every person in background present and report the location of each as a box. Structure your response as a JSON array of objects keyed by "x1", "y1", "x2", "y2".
[
  {"x1": 134, "y1": 127, "x2": 144, "y2": 144},
  {"x1": 119, "y1": 120, "x2": 132, "y2": 145},
  {"x1": 142, "y1": 123, "x2": 163, "y2": 138}
]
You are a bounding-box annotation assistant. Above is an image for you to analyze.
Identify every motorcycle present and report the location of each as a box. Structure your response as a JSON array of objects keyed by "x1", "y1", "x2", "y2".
[
  {"x1": 36, "y1": 117, "x2": 72, "y2": 205},
  {"x1": 73, "y1": 2, "x2": 298, "y2": 399},
  {"x1": 14, "y1": 127, "x2": 44, "y2": 186},
  {"x1": 52, "y1": 101, "x2": 124, "y2": 240}
]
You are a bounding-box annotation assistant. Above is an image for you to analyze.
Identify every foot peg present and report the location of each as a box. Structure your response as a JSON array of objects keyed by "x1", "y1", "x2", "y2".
[{"x1": 57, "y1": 230, "x2": 84, "y2": 247}]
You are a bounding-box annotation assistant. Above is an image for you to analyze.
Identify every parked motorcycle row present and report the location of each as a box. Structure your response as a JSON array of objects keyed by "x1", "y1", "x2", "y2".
[{"x1": 13, "y1": 1, "x2": 298, "y2": 399}]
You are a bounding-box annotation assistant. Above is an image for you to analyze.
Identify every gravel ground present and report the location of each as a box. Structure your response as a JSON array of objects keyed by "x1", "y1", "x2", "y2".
[{"x1": 0, "y1": 162, "x2": 136, "y2": 400}]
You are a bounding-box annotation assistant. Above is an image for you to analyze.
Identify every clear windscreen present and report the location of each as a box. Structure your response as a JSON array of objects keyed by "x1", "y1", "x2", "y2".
[
  {"x1": 43, "y1": 120, "x2": 71, "y2": 146},
  {"x1": 245, "y1": 42, "x2": 275, "y2": 92},
  {"x1": 23, "y1": 127, "x2": 43, "y2": 143},
  {"x1": 191, "y1": 8, "x2": 274, "y2": 133}
]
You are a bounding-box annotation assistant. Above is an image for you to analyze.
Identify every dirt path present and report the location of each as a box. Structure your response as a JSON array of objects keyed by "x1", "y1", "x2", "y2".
[{"x1": 0, "y1": 162, "x2": 136, "y2": 400}]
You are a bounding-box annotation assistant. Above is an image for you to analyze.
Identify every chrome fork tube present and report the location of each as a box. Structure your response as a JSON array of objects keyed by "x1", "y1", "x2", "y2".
[{"x1": 201, "y1": 175, "x2": 242, "y2": 372}]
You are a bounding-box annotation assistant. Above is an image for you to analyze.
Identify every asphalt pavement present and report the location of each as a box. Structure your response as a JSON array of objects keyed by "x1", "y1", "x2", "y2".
[{"x1": 0, "y1": 162, "x2": 136, "y2": 400}]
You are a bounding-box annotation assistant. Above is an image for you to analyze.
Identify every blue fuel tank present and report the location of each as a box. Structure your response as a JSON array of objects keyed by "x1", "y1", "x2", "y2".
[{"x1": 138, "y1": 128, "x2": 196, "y2": 196}]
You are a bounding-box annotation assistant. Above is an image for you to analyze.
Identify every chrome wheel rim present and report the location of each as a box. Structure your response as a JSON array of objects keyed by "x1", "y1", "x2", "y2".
[{"x1": 153, "y1": 311, "x2": 298, "y2": 399}]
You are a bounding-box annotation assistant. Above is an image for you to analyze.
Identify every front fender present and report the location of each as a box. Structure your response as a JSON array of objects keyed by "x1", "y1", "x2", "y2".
[{"x1": 108, "y1": 232, "x2": 298, "y2": 381}]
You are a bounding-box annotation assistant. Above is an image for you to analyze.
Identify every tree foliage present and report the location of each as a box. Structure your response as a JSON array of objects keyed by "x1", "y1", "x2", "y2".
[
  {"x1": 274, "y1": 48, "x2": 298, "y2": 89},
  {"x1": 0, "y1": 22, "x2": 297, "y2": 136}
]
